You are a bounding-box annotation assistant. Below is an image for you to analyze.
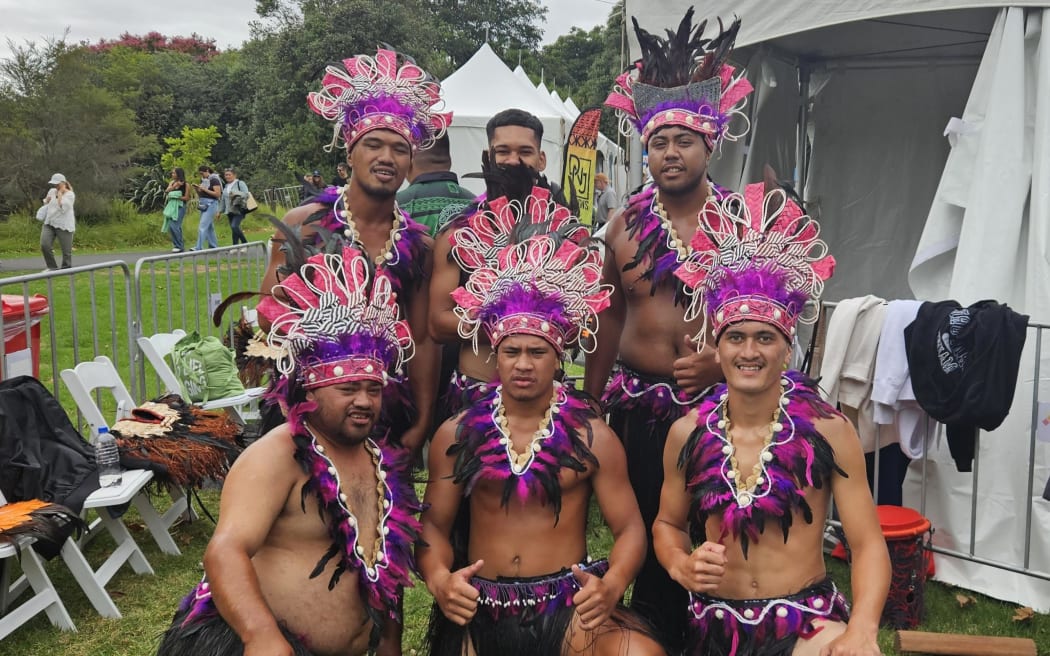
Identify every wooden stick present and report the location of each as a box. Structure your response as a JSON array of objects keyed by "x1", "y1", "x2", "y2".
[{"x1": 895, "y1": 630, "x2": 1036, "y2": 656}]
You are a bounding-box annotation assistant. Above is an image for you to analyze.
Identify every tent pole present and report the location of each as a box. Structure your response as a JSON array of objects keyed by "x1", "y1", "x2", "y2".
[
  {"x1": 796, "y1": 63, "x2": 810, "y2": 196},
  {"x1": 629, "y1": 131, "x2": 644, "y2": 191}
]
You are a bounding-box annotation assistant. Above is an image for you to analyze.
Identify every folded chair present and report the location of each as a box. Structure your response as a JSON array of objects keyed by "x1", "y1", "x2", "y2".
[
  {"x1": 137, "y1": 329, "x2": 266, "y2": 424},
  {"x1": 60, "y1": 356, "x2": 184, "y2": 558},
  {"x1": 0, "y1": 493, "x2": 76, "y2": 638}
]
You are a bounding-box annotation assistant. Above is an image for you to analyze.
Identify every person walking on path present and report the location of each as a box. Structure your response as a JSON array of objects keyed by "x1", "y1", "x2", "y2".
[
  {"x1": 193, "y1": 165, "x2": 222, "y2": 250},
  {"x1": 219, "y1": 168, "x2": 250, "y2": 246},
  {"x1": 162, "y1": 167, "x2": 189, "y2": 252},
  {"x1": 39, "y1": 172, "x2": 76, "y2": 270}
]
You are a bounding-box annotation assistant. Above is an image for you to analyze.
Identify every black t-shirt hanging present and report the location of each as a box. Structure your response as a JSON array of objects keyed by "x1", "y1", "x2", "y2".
[{"x1": 904, "y1": 299, "x2": 1028, "y2": 472}]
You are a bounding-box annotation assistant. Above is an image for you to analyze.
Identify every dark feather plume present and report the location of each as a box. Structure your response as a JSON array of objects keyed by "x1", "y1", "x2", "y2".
[
  {"x1": 694, "y1": 17, "x2": 741, "y2": 83},
  {"x1": 635, "y1": 7, "x2": 713, "y2": 87},
  {"x1": 0, "y1": 501, "x2": 87, "y2": 552},
  {"x1": 481, "y1": 150, "x2": 541, "y2": 204},
  {"x1": 269, "y1": 215, "x2": 309, "y2": 280}
]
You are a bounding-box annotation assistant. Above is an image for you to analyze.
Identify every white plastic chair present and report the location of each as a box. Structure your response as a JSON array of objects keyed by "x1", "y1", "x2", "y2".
[
  {"x1": 57, "y1": 357, "x2": 174, "y2": 619},
  {"x1": 136, "y1": 329, "x2": 266, "y2": 424},
  {"x1": 0, "y1": 492, "x2": 76, "y2": 638},
  {"x1": 60, "y1": 356, "x2": 185, "y2": 558}
]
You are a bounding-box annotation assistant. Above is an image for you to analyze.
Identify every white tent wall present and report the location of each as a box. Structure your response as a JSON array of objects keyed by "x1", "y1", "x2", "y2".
[
  {"x1": 706, "y1": 53, "x2": 802, "y2": 214},
  {"x1": 441, "y1": 44, "x2": 567, "y2": 196},
  {"x1": 905, "y1": 7, "x2": 1050, "y2": 611},
  {"x1": 441, "y1": 48, "x2": 628, "y2": 201},
  {"x1": 806, "y1": 62, "x2": 977, "y2": 301},
  {"x1": 517, "y1": 67, "x2": 630, "y2": 204},
  {"x1": 627, "y1": 0, "x2": 1050, "y2": 611}
]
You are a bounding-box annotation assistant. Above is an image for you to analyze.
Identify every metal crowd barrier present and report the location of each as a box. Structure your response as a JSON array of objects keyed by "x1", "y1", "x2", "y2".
[
  {"x1": 0, "y1": 262, "x2": 138, "y2": 429},
  {"x1": 132, "y1": 243, "x2": 268, "y2": 400},
  {"x1": 816, "y1": 301, "x2": 1050, "y2": 588},
  {"x1": 0, "y1": 245, "x2": 268, "y2": 428},
  {"x1": 910, "y1": 320, "x2": 1050, "y2": 583},
  {"x1": 262, "y1": 185, "x2": 301, "y2": 211}
]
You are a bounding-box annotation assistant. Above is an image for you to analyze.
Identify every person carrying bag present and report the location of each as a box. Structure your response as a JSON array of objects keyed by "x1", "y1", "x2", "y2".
[
  {"x1": 162, "y1": 167, "x2": 189, "y2": 252},
  {"x1": 219, "y1": 168, "x2": 251, "y2": 246},
  {"x1": 39, "y1": 173, "x2": 76, "y2": 270}
]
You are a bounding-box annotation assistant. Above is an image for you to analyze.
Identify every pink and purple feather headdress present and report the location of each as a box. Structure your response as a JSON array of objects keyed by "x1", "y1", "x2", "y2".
[
  {"x1": 257, "y1": 246, "x2": 414, "y2": 390},
  {"x1": 308, "y1": 48, "x2": 452, "y2": 152},
  {"x1": 449, "y1": 184, "x2": 589, "y2": 272},
  {"x1": 675, "y1": 182, "x2": 836, "y2": 345},
  {"x1": 605, "y1": 8, "x2": 753, "y2": 149},
  {"x1": 452, "y1": 234, "x2": 611, "y2": 357}
]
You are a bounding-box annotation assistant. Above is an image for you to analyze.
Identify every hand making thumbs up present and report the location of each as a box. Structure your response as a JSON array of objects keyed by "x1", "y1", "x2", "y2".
[
  {"x1": 433, "y1": 559, "x2": 485, "y2": 625},
  {"x1": 571, "y1": 564, "x2": 616, "y2": 632}
]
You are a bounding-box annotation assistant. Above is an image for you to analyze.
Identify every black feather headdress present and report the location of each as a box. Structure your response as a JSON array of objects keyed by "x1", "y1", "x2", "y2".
[{"x1": 605, "y1": 7, "x2": 752, "y2": 147}]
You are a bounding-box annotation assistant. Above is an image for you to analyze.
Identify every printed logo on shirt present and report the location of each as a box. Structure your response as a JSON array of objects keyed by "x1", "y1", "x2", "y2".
[{"x1": 936, "y1": 308, "x2": 971, "y2": 374}]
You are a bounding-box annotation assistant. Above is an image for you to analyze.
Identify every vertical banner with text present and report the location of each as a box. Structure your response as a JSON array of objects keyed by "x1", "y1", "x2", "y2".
[{"x1": 562, "y1": 107, "x2": 602, "y2": 226}]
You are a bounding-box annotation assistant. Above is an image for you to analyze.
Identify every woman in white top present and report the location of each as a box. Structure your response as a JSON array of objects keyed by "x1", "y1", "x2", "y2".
[{"x1": 39, "y1": 172, "x2": 76, "y2": 270}]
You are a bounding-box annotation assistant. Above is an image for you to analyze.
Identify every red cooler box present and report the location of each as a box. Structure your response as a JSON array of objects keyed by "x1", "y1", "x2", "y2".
[{"x1": 1, "y1": 294, "x2": 50, "y2": 379}]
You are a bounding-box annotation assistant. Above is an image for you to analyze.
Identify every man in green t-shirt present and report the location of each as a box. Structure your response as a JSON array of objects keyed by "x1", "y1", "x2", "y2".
[{"x1": 397, "y1": 133, "x2": 476, "y2": 235}]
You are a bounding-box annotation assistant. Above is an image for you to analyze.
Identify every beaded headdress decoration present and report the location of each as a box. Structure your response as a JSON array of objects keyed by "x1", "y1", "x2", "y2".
[
  {"x1": 675, "y1": 180, "x2": 836, "y2": 345},
  {"x1": 605, "y1": 8, "x2": 753, "y2": 148},
  {"x1": 308, "y1": 48, "x2": 452, "y2": 152},
  {"x1": 452, "y1": 233, "x2": 611, "y2": 357},
  {"x1": 449, "y1": 181, "x2": 589, "y2": 272},
  {"x1": 257, "y1": 246, "x2": 414, "y2": 390}
]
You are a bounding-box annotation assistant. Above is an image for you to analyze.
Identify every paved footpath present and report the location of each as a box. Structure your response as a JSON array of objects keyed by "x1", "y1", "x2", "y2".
[{"x1": 0, "y1": 250, "x2": 189, "y2": 275}]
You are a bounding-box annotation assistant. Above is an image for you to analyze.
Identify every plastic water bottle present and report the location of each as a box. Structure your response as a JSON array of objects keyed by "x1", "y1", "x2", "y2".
[{"x1": 95, "y1": 426, "x2": 123, "y2": 487}]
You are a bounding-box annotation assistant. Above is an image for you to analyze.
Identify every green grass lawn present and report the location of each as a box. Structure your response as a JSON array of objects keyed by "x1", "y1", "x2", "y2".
[
  {"x1": 1, "y1": 207, "x2": 1048, "y2": 654},
  {"x1": 0, "y1": 202, "x2": 281, "y2": 259},
  {"x1": 3, "y1": 485, "x2": 1047, "y2": 655}
]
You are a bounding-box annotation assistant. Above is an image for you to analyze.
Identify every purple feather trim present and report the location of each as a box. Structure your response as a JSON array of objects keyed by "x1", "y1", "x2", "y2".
[
  {"x1": 300, "y1": 332, "x2": 400, "y2": 376},
  {"x1": 301, "y1": 195, "x2": 429, "y2": 298},
  {"x1": 601, "y1": 367, "x2": 708, "y2": 422},
  {"x1": 706, "y1": 265, "x2": 808, "y2": 337},
  {"x1": 448, "y1": 384, "x2": 597, "y2": 517},
  {"x1": 622, "y1": 182, "x2": 730, "y2": 305},
  {"x1": 178, "y1": 579, "x2": 215, "y2": 627},
  {"x1": 478, "y1": 282, "x2": 574, "y2": 349},
  {"x1": 473, "y1": 559, "x2": 609, "y2": 621},
  {"x1": 637, "y1": 99, "x2": 729, "y2": 138},
  {"x1": 688, "y1": 579, "x2": 850, "y2": 654},
  {"x1": 338, "y1": 94, "x2": 430, "y2": 146},
  {"x1": 306, "y1": 186, "x2": 342, "y2": 208},
  {"x1": 293, "y1": 430, "x2": 424, "y2": 624},
  {"x1": 681, "y1": 371, "x2": 843, "y2": 556},
  {"x1": 443, "y1": 371, "x2": 492, "y2": 417}
]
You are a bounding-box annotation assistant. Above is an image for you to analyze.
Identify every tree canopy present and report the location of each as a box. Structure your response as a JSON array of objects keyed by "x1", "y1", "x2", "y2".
[{"x1": 0, "y1": 0, "x2": 625, "y2": 219}]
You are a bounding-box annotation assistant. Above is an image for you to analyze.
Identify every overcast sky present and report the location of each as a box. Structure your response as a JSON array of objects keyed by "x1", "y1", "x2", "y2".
[{"x1": 0, "y1": 0, "x2": 612, "y2": 62}]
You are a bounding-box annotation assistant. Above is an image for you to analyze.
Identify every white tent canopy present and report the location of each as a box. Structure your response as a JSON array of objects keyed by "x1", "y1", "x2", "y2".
[
  {"x1": 440, "y1": 44, "x2": 565, "y2": 195},
  {"x1": 440, "y1": 44, "x2": 627, "y2": 198},
  {"x1": 518, "y1": 70, "x2": 629, "y2": 201},
  {"x1": 629, "y1": 0, "x2": 1050, "y2": 612}
]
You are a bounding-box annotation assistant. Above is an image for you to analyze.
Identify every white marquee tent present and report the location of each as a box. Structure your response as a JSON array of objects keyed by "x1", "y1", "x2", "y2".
[
  {"x1": 629, "y1": 0, "x2": 1050, "y2": 611},
  {"x1": 440, "y1": 44, "x2": 627, "y2": 198}
]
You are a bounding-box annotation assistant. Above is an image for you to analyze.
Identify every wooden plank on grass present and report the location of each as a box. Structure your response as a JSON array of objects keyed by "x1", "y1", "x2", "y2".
[{"x1": 895, "y1": 630, "x2": 1036, "y2": 655}]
